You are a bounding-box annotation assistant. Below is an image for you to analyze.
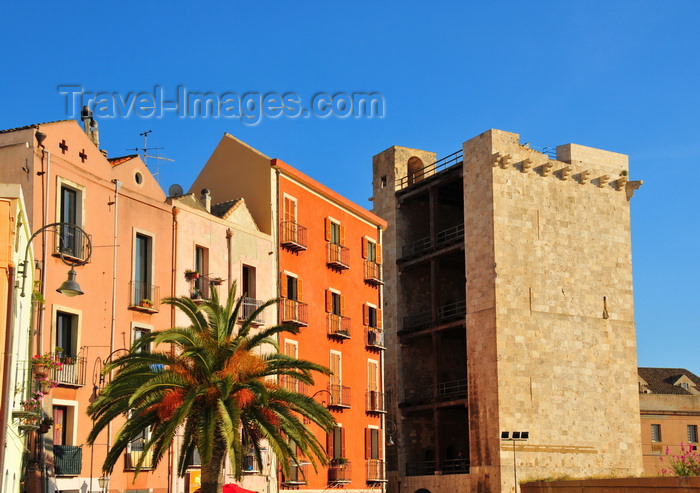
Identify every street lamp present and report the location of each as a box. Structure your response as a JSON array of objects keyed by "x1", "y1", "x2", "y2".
[
  {"x1": 19, "y1": 221, "x2": 92, "y2": 297},
  {"x1": 385, "y1": 419, "x2": 397, "y2": 447},
  {"x1": 501, "y1": 431, "x2": 529, "y2": 493},
  {"x1": 98, "y1": 474, "x2": 110, "y2": 493}
]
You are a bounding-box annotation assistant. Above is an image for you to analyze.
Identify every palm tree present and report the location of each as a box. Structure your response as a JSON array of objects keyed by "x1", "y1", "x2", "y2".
[{"x1": 87, "y1": 285, "x2": 335, "y2": 493}]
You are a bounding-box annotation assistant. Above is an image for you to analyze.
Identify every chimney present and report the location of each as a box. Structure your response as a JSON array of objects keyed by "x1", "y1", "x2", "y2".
[
  {"x1": 200, "y1": 188, "x2": 211, "y2": 213},
  {"x1": 80, "y1": 105, "x2": 100, "y2": 147}
]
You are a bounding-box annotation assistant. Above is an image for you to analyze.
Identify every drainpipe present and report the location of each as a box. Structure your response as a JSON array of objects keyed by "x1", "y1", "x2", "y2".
[
  {"x1": 0, "y1": 264, "x2": 16, "y2": 484},
  {"x1": 226, "y1": 229, "x2": 232, "y2": 293},
  {"x1": 169, "y1": 205, "x2": 179, "y2": 493},
  {"x1": 37, "y1": 145, "x2": 50, "y2": 356},
  {"x1": 107, "y1": 179, "x2": 122, "y2": 479}
]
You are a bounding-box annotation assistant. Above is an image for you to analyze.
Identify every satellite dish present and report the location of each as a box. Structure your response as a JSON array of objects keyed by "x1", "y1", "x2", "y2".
[{"x1": 168, "y1": 184, "x2": 184, "y2": 197}]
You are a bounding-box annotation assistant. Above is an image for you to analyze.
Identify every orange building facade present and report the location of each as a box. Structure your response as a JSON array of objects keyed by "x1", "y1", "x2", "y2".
[{"x1": 190, "y1": 135, "x2": 388, "y2": 492}]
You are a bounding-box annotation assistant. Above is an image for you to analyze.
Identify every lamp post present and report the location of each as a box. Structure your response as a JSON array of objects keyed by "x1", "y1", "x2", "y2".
[
  {"x1": 16, "y1": 221, "x2": 91, "y2": 493},
  {"x1": 98, "y1": 474, "x2": 110, "y2": 493},
  {"x1": 501, "y1": 431, "x2": 529, "y2": 493},
  {"x1": 19, "y1": 221, "x2": 92, "y2": 298}
]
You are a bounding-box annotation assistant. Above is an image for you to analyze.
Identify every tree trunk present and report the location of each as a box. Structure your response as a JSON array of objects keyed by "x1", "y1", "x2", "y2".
[{"x1": 200, "y1": 433, "x2": 227, "y2": 493}]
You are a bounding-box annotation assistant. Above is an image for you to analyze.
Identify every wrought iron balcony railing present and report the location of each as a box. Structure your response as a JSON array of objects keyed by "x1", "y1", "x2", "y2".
[
  {"x1": 280, "y1": 220, "x2": 308, "y2": 251},
  {"x1": 54, "y1": 445, "x2": 82, "y2": 476},
  {"x1": 328, "y1": 384, "x2": 351, "y2": 408},
  {"x1": 54, "y1": 224, "x2": 90, "y2": 262},
  {"x1": 328, "y1": 459, "x2": 351, "y2": 483},
  {"x1": 366, "y1": 459, "x2": 386, "y2": 482},
  {"x1": 395, "y1": 149, "x2": 463, "y2": 191},
  {"x1": 328, "y1": 313, "x2": 351, "y2": 339},
  {"x1": 365, "y1": 327, "x2": 385, "y2": 350},
  {"x1": 52, "y1": 355, "x2": 86, "y2": 386},
  {"x1": 282, "y1": 462, "x2": 309, "y2": 486},
  {"x1": 280, "y1": 298, "x2": 308, "y2": 326},
  {"x1": 327, "y1": 242, "x2": 349, "y2": 269},
  {"x1": 364, "y1": 260, "x2": 383, "y2": 285},
  {"x1": 366, "y1": 390, "x2": 386, "y2": 413},
  {"x1": 279, "y1": 375, "x2": 308, "y2": 395},
  {"x1": 129, "y1": 281, "x2": 160, "y2": 312},
  {"x1": 239, "y1": 297, "x2": 265, "y2": 325}
]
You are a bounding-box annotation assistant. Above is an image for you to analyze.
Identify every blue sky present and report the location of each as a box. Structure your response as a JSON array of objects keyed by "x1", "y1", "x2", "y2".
[{"x1": 1, "y1": 1, "x2": 697, "y2": 375}]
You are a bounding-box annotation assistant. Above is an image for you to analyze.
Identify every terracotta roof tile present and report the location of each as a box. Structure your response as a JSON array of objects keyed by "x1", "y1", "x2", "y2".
[
  {"x1": 108, "y1": 154, "x2": 138, "y2": 167},
  {"x1": 638, "y1": 367, "x2": 700, "y2": 395}
]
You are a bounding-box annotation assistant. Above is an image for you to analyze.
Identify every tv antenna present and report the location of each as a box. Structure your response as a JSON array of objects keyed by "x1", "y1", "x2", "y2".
[{"x1": 127, "y1": 130, "x2": 174, "y2": 182}]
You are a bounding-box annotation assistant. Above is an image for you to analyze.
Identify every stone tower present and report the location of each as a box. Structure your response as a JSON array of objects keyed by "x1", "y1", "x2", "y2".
[{"x1": 372, "y1": 129, "x2": 643, "y2": 493}]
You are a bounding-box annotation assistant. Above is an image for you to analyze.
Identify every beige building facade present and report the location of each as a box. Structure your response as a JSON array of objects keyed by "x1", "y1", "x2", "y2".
[{"x1": 372, "y1": 129, "x2": 644, "y2": 493}]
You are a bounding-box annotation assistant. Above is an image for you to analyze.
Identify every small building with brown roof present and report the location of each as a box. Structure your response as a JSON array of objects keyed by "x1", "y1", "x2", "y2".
[{"x1": 638, "y1": 367, "x2": 700, "y2": 475}]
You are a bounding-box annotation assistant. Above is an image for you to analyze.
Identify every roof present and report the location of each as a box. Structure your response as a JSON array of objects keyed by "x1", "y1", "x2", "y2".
[
  {"x1": 211, "y1": 199, "x2": 243, "y2": 219},
  {"x1": 108, "y1": 154, "x2": 139, "y2": 167},
  {"x1": 0, "y1": 119, "x2": 73, "y2": 134},
  {"x1": 638, "y1": 367, "x2": 700, "y2": 395}
]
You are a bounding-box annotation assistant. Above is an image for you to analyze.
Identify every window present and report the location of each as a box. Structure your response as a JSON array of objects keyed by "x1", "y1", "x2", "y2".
[
  {"x1": 327, "y1": 426, "x2": 346, "y2": 460},
  {"x1": 281, "y1": 195, "x2": 307, "y2": 250},
  {"x1": 280, "y1": 273, "x2": 307, "y2": 326},
  {"x1": 651, "y1": 424, "x2": 662, "y2": 442},
  {"x1": 56, "y1": 311, "x2": 77, "y2": 358},
  {"x1": 325, "y1": 218, "x2": 349, "y2": 269},
  {"x1": 283, "y1": 196, "x2": 297, "y2": 223},
  {"x1": 282, "y1": 340, "x2": 299, "y2": 392},
  {"x1": 194, "y1": 245, "x2": 208, "y2": 298},
  {"x1": 365, "y1": 428, "x2": 381, "y2": 460},
  {"x1": 53, "y1": 308, "x2": 82, "y2": 385},
  {"x1": 330, "y1": 221, "x2": 341, "y2": 245},
  {"x1": 57, "y1": 181, "x2": 85, "y2": 259},
  {"x1": 681, "y1": 382, "x2": 690, "y2": 391},
  {"x1": 364, "y1": 305, "x2": 381, "y2": 329},
  {"x1": 689, "y1": 425, "x2": 698, "y2": 443},
  {"x1": 53, "y1": 405, "x2": 69, "y2": 445},
  {"x1": 242, "y1": 265, "x2": 256, "y2": 299},
  {"x1": 330, "y1": 351, "x2": 342, "y2": 387},
  {"x1": 133, "y1": 233, "x2": 153, "y2": 303},
  {"x1": 367, "y1": 359, "x2": 383, "y2": 412},
  {"x1": 362, "y1": 238, "x2": 382, "y2": 283},
  {"x1": 134, "y1": 327, "x2": 151, "y2": 353}
]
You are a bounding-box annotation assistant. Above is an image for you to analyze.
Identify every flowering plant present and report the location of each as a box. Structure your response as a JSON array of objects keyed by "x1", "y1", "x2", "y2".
[
  {"x1": 35, "y1": 374, "x2": 59, "y2": 390},
  {"x1": 20, "y1": 390, "x2": 45, "y2": 413},
  {"x1": 660, "y1": 442, "x2": 700, "y2": 476},
  {"x1": 31, "y1": 353, "x2": 63, "y2": 371}
]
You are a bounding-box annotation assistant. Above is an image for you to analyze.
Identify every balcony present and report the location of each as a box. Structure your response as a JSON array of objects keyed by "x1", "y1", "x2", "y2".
[
  {"x1": 365, "y1": 327, "x2": 385, "y2": 350},
  {"x1": 328, "y1": 459, "x2": 351, "y2": 484},
  {"x1": 366, "y1": 459, "x2": 386, "y2": 482},
  {"x1": 366, "y1": 390, "x2": 386, "y2": 413},
  {"x1": 438, "y1": 378, "x2": 467, "y2": 400},
  {"x1": 327, "y1": 242, "x2": 349, "y2": 270},
  {"x1": 280, "y1": 298, "x2": 308, "y2": 326},
  {"x1": 239, "y1": 297, "x2": 265, "y2": 325},
  {"x1": 52, "y1": 355, "x2": 86, "y2": 386},
  {"x1": 328, "y1": 384, "x2": 351, "y2": 409},
  {"x1": 54, "y1": 224, "x2": 90, "y2": 262},
  {"x1": 54, "y1": 445, "x2": 82, "y2": 476},
  {"x1": 328, "y1": 314, "x2": 351, "y2": 339},
  {"x1": 400, "y1": 223, "x2": 465, "y2": 260},
  {"x1": 364, "y1": 260, "x2": 383, "y2": 285},
  {"x1": 125, "y1": 449, "x2": 154, "y2": 470},
  {"x1": 281, "y1": 462, "x2": 309, "y2": 487},
  {"x1": 401, "y1": 299, "x2": 466, "y2": 334},
  {"x1": 279, "y1": 375, "x2": 308, "y2": 395},
  {"x1": 280, "y1": 221, "x2": 307, "y2": 251},
  {"x1": 129, "y1": 282, "x2": 160, "y2": 313}
]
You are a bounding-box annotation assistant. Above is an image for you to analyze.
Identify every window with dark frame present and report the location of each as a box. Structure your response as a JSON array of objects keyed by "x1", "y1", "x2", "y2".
[
  {"x1": 689, "y1": 424, "x2": 698, "y2": 443},
  {"x1": 651, "y1": 424, "x2": 662, "y2": 442}
]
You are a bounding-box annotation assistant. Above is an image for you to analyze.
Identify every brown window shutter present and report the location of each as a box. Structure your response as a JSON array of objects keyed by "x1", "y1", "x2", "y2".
[
  {"x1": 325, "y1": 289, "x2": 332, "y2": 313},
  {"x1": 362, "y1": 237, "x2": 368, "y2": 259},
  {"x1": 340, "y1": 225, "x2": 346, "y2": 246},
  {"x1": 378, "y1": 428, "x2": 383, "y2": 459},
  {"x1": 280, "y1": 273, "x2": 287, "y2": 298},
  {"x1": 327, "y1": 431, "x2": 334, "y2": 458},
  {"x1": 376, "y1": 243, "x2": 382, "y2": 264},
  {"x1": 340, "y1": 294, "x2": 345, "y2": 316},
  {"x1": 324, "y1": 217, "x2": 331, "y2": 241},
  {"x1": 297, "y1": 278, "x2": 303, "y2": 301},
  {"x1": 377, "y1": 309, "x2": 383, "y2": 329},
  {"x1": 363, "y1": 304, "x2": 370, "y2": 326},
  {"x1": 365, "y1": 428, "x2": 371, "y2": 459},
  {"x1": 341, "y1": 427, "x2": 346, "y2": 458}
]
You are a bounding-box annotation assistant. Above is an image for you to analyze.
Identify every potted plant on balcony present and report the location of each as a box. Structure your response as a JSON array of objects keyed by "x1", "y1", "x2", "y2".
[
  {"x1": 139, "y1": 298, "x2": 154, "y2": 308},
  {"x1": 209, "y1": 277, "x2": 223, "y2": 286},
  {"x1": 38, "y1": 416, "x2": 54, "y2": 433},
  {"x1": 184, "y1": 269, "x2": 200, "y2": 281},
  {"x1": 31, "y1": 353, "x2": 63, "y2": 377},
  {"x1": 35, "y1": 374, "x2": 58, "y2": 394}
]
